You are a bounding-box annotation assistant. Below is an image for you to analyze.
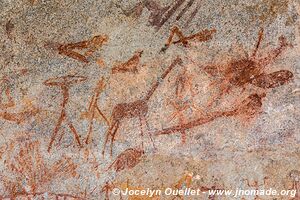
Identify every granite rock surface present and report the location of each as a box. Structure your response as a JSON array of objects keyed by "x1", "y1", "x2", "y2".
[{"x1": 0, "y1": 0, "x2": 299, "y2": 199}]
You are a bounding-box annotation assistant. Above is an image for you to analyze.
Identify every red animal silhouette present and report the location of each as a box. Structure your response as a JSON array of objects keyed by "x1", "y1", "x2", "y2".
[
  {"x1": 111, "y1": 50, "x2": 144, "y2": 74},
  {"x1": 203, "y1": 28, "x2": 293, "y2": 107},
  {"x1": 45, "y1": 35, "x2": 108, "y2": 63},
  {"x1": 106, "y1": 147, "x2": 144, "y2": 172},
  {"x1": 102, "y1": 57, "x2": 183, "y2": 156},
  {"x1": 161, "y1": 26, "x2": 216, "y2": 52},
  {"x1": 155, "y1": 92, "x2": 266, "y2": 137}
]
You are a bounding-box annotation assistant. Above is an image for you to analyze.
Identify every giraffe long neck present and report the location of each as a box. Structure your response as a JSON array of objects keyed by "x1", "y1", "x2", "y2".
[{"x1": 143, "y1": 57, "x2": 182, "y2": 101}]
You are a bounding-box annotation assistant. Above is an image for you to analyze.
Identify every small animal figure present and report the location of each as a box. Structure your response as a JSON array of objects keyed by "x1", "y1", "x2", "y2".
[
  {"x1": 45, "y1": 35, "x2": 108, "y2": 63},
  {"x1": 111, "y1": 50, "x2": 144, "y2": 74},
  {"x1": 106, "y1": 148, "x2": 144, "y2": 172},
  {"x1": 161, "y1": 26, "x2": 216, "y2": 52}
]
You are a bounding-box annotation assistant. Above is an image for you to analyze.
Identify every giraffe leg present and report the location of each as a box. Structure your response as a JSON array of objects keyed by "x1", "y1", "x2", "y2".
[
  {"x1": 110, "y1": 121, "x2": 119, "y2": 157},
  {"x1": 141, "y1": 116, "x2": 156, "y2": 150},
  {"x1": 138, "y1": 116, "x2": 145, "y2": 149},
  {"x1": 102, "y1": 121, "x2": 117, "y2": 156}
]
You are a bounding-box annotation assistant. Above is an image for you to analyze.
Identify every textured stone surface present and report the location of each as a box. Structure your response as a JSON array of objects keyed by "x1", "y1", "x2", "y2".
[{"x1": 0, "y1": 0, "x2": 299, "y2": 199}]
